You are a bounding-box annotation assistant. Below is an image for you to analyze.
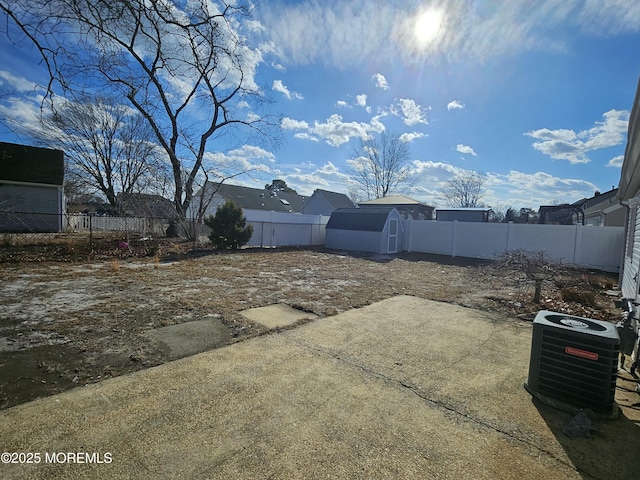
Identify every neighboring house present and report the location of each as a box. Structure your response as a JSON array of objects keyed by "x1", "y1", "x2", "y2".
[
  {"x1": 325, "y1": 207, "x2": 402, "y2": 254},
  {"x1": 197, "y1": 182, "x2": 308, "y2": 217},
  {"x1": 116, "y1": 193, "x2": 178, "y2": 219},
  {"x1": 618, "y1": 77, "x2": 640, "y2": 300},
  {"x1": 582, "y1": 188, "x2": 625, "y2": 227},
  {"x1": 302, "y1": 189, "x2": 355, "y2": 216},
  {"x1": 435, "y1": 207, "x2": 490, "y2": 222},
  {"x1": 0, "y1": 141, "x2": 65, "y2": 232},
  {"x1": 538, "y1": 189, "x2": 624, "y2": 226},
  {"x1": 538, "y1": 203, "x2": 586, "y2": 225},
  {"x1": 359, "y1": 195, "x2": 434, "y2": 220}
]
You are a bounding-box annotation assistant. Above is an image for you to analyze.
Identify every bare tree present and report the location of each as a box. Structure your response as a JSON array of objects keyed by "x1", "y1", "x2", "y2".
[
  {"x1": 490, "y1": 250, "x2": 563, "y2": 304},
  {"x1": 441, "y1": 171, "x2": 487, "y2": 208},
  {"x1": 34, "y1": 95, "x2": 164, "y2": 208},
  {"x1": 348, "y1": 132, "x2": 412, "y2": 200},
  {"x1": 0, "y1": 0, "x2": 279, "y2": 218}
]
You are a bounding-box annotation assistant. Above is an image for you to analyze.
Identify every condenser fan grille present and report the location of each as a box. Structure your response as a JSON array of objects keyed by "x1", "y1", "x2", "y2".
[{"x1": 544, "y1": 314, "x2": 608, "y2": 332}]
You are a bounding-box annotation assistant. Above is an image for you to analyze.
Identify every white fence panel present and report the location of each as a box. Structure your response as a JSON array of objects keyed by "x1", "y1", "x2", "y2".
[
  {"x1": 506, "y1": 223, "x2": 577, "y2": 261},
  {"x1": 403, "y1": 220, "x2": 624, "y2": 272},
  {"x1": 243, "y1": 210, "x2": 329, "y2": 247},
  {"x1": 67, "y1": 214, "x2": 167, "y2": 236}
]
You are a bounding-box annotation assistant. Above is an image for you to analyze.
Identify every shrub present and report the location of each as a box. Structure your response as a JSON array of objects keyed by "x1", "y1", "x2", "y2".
[
  {"x1": 560, "y1": 287, "x2": 596, "y2": 307},
  {"x1": 204, "y1": 200, "x2": 253, "y2": 250}
]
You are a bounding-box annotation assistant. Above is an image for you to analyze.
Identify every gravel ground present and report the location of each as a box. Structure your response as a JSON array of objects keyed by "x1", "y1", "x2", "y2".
[{"x1": 0, "y1": 235, "x2": 621, "y2": 410}]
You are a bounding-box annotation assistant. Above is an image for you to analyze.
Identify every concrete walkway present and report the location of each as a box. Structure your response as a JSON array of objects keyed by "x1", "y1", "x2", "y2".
[{"x1": 1, "y1": 296, "x2": 639, "y2": 479}]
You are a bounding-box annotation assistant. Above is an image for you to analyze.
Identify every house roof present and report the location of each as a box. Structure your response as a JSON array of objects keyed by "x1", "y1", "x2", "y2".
[
  {"x1": 619, "y1": 76, "x2": 640, "y2": 201},
  {"x1": 435, "y1": 207, "x2": 491, "y2": 212},
  {"x1": 326, "y1": 207, "x2": 396, "y2": 232},
  {"x1": 359, "y1": 195, "x2": 432, "y2": 207},
  {"x1": 117, "y1": 193, "x2": 178, "y2": 218},
  {"x1": 206, "y1": 182, "x2": 307, "y2": 213},
  {"x1": 581, "y1": 188, "x2": 618, "y2": 211},
  {"x1": 0, "y1": 142, "x2": 64, "y2": 186},
  {"x1": 313, "y1": 189, "x2": 355, "y2": 209}
]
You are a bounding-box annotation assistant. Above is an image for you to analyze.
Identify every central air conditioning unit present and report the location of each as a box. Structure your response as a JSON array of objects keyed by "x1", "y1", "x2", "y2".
[{"x1": 525, "y1": 310, "x2": 620, "y2": 417}]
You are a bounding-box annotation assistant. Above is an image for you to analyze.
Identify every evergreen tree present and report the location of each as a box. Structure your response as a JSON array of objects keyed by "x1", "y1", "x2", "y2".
[{"x1": 204, "y1": 201, "x2": 253, "y2": 250}]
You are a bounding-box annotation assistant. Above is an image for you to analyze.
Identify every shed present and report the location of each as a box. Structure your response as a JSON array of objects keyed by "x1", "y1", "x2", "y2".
[
  {"x1": 435, "y1": 208, "x2": 490, "y2": 222},
  {"x1": 325, "y1": 207, "x2": 402, "y2": 254},
  {"x1": 0, "y1": 142, "x2": 65, "y2": 232}
]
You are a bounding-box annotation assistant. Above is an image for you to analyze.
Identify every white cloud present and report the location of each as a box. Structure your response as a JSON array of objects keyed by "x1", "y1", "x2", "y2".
[
  {"x1": 206, "y1": 145, "x2": 275, "y2": 163},
  {"x1": 356, "y1": 94, "x2": 367, "y2": 107},
  {"x1": 524, "y1": 109, "x2": 629, "y2": 164},
  {"x1": 0, "y1": 70, "x2": 42, "y2": 92},
  {"x1": 282, "y1": 113, "x2": 386, "y2": 147},
  {"x1": 607, "y1": 154, "x2": 624, "y2": 167},
  {"x1": 272, "y1": 80, "x2": 304, "y2": 100},
  {"x1": 281, "y1": 117, "x2": 310, "y2": 130},
  {"x1": 294, "y1": 132, "x2": 320, "y2": 142},
  {"x1": 396, "y1": 98, "x2": 429, "y2": 126},
  {"x1": 447, "y1": 100, "x2": 464, "y2": 111},
  {"x1": 372, "y1": 73, "x2": 390, "y2": 90},
  {"x1": 311, "y1": 114, "x2": 384, "y2": 147},
  {"x1": 399, "y1": 132, "x2": 426, "y2": 143},
  {"x1": 336, "y1": 100, "x2": 349, "y2": 108},
  {"x1": 456, "y1": 144, "x2": 477, "y2": 156},
  {"x1": 286, "y1": 161, "x2": 353, "y2": 195}
]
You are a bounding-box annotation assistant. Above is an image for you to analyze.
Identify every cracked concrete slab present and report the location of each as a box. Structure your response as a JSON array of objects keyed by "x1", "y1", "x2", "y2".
[
  {"x1": 145, "y1": 317, "x2": 231, "y2": 358},
  {"x1": 240, "y1": 303, "x2": 318, "y2": 329},
  {"x1": 1, "y1": 296, "x2": 638, "y2": 479}
]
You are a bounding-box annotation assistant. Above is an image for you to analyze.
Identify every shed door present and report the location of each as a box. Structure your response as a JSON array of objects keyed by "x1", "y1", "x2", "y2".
[{"x1": 387, "y1": 218, "x2": 398, "y2": 253}]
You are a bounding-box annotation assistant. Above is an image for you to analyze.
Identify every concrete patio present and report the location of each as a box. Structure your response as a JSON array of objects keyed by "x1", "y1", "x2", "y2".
[{"x1": 1, "y1": 296, "x2": 638, "y2": 479}]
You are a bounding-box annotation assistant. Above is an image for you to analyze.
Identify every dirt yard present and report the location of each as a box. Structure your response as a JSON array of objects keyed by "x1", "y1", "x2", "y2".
[{"x1": 0, "y1": 234, "x2": 621, "y2": 410}]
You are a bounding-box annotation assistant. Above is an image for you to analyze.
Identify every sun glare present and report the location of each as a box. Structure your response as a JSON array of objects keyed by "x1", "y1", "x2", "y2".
[{"x1": 414, "y1": 9, "x2": 443, "y2": 48}]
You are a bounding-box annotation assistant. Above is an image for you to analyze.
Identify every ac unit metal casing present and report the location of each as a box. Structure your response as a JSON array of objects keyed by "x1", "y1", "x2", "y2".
[{"x1": 525, "y1": 310, "x2": 620, "y2": 415}]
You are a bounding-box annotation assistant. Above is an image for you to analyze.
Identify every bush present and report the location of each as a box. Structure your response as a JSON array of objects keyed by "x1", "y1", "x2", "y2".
[
  {"x1": 560, "y1": 287, "x2": 596, "y2": 307},
  {"x1": 204, "y1": 200, "x2": 253, "y2": 250}
]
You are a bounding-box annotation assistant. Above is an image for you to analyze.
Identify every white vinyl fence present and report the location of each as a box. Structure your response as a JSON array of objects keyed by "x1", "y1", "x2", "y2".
[
  {"x1": 244, "y1": 210, "x2": 329, "y2": 247},
  {"x1": 66, "y1": 214, "x2": 169, "y2": 236},
  {"x1": 402, "y1": 220, "x2": 624, "y2": 272},
  {"x1": 66, "y1": 210, "x2": 625, "y2": 272}
]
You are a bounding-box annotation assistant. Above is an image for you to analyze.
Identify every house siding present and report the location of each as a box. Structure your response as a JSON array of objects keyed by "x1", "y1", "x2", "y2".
[
  {"x1": 605, "y1": 207, "x2": 626, "y2": 227},
  {"x1": 622, "y1": 201, "x2": 640, "y2": 299},
  {"x1": 302, "y1": 194, "x2": 331, "y2": 216},
  {"x1": 0, "y1": 182, "x2": 64, "y2": 232}
]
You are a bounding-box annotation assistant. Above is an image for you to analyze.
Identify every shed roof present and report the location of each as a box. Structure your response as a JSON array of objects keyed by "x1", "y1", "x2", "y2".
[
  {"x1": 0, "y1": 142, "x2": 64, "y2": 186},
  {"x1": 359, "y1": 195, "x2": 430, "y2": 206},
  {"x1": 435, "y1": 207, "x2": 491, "y2": 212},
  {"x1": 326, "y1": 207, "x2": 396, "y2": 232}
]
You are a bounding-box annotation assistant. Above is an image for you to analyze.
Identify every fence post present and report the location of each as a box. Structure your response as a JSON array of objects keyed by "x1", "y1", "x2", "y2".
[
  {"x1": 89, "y1": 215, "x2": 93, "y2": 253},
  {"x1": 506, "y1": 221, "x2": 513, "y2": 251},
  {"x1": 451, "y1": 220, "x2": 458, "y2": 257},
  {"x1": 573, "y1": 224, "x2": 583, "y2": 266}
]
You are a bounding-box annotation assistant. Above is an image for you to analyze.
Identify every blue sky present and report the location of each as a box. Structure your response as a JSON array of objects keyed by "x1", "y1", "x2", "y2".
[{"x1": 1, "y1": 0, "x2": 640, "y2": 211}]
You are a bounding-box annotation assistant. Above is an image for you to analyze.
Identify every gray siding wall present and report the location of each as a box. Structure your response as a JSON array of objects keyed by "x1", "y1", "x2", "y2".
[
  {"x1": 326, "y1": 229, "x2": 383, "y2": 253},
  {"x1": 302, "y1": 195, "x2": 331, "y2": 216},
  {"x1": 0, "y1": 182, "x2": 63, "y2": 232},
  {"x1": 622, "y1": 202, "x2": 640, "y2": 299}
]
